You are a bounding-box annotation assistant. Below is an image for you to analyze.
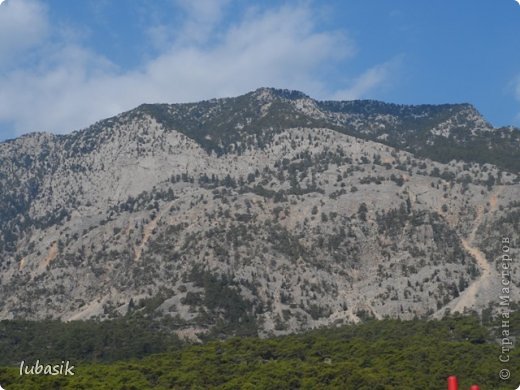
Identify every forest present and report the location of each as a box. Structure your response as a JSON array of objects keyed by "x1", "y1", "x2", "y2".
[{"x1": 0, "y1": 313, "x2": 518, "y2": 389}]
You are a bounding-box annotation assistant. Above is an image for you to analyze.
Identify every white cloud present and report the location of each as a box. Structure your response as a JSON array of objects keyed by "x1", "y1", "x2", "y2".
[
  {"x1": 331, "y1": 59, "x2": 401, "y2": 101},
  {"x1": 0, "y1": 0, "x2": 48, "y2": 66},
  {"x1": 174, "y1": 0, "x2": 231, "y2": 44},
  {"x1": 0, "y1": 1, "x2": 396, "y2": 135}
]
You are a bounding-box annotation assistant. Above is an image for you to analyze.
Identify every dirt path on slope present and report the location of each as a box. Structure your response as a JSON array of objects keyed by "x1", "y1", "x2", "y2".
[
  {"x1": 435, "y1": 187, "x2": 502, "y2": 316},
  {"x1": 36, "y1": 241, "x2": 58, "y2": 273},
  {"x1": 134, "y1": 210, "x2": 165, "y2": 262},
  {"x1": 452, "y1": 239, "x2": 492, "y2": 312}
]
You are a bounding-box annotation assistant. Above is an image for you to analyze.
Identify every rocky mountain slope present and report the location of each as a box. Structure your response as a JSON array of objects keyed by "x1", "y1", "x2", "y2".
[{"x1": 0, "y1": 88, "x2": 518, "y2": 338}]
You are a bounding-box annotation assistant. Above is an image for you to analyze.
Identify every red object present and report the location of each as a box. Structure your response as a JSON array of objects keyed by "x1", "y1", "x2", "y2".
[
  {"x1": 448, "y1": 376, "x2": 458, "y2": 390},
  {"x1": 470, "y1": 386, "x2": 480, "y2": 390}
]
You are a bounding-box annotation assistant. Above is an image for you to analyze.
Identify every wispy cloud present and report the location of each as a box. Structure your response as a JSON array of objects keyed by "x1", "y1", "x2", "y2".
[
  {"x1": 0, "y1": 0, "x2": 397, "y2": 136},
  {"x1": 173, "y1": 0, "x2": 232, "y2": 44},
  {"x1": 0, "y1": 0, "x2": 48, "y2": 67},
  {"x1": 331, "y1": 58, "x2": 402, "y2": 101}
]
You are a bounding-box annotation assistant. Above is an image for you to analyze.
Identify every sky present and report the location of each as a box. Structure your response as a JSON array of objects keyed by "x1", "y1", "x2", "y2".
[{"x1": 0, "y1": 0, "x2": 519, "y2": 140}]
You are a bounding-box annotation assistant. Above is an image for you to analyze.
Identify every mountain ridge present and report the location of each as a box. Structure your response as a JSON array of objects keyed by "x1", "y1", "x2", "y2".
[
  {"x1": 3, "y1": 87, "x2": 514, "y2": 171},
  {"x1": 62, "y1": 87, "x2": 517, "y2": 170},
  {"x1": 0, "y1": 88, "x2": 518, "y2": 339}
]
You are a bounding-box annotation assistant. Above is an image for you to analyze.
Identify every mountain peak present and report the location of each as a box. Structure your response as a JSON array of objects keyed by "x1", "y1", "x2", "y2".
[{"x1": 250, "y1": 87, "x2": 311, "y2": 102}]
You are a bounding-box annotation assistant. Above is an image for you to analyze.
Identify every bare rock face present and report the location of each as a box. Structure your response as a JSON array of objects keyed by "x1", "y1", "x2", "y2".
[{"x1": 0, "y1": 88, "x2": 518, "y2": 338}]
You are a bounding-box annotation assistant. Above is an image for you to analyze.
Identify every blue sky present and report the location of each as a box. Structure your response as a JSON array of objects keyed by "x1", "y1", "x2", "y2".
[{"x1": 0, "y1": 0, "x2": 519, "y2": 140}]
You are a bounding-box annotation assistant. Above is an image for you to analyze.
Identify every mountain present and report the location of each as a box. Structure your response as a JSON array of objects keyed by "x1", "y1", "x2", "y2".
[{"x1": 0, "y1": 88, "x2": 518, "y2": 339}]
